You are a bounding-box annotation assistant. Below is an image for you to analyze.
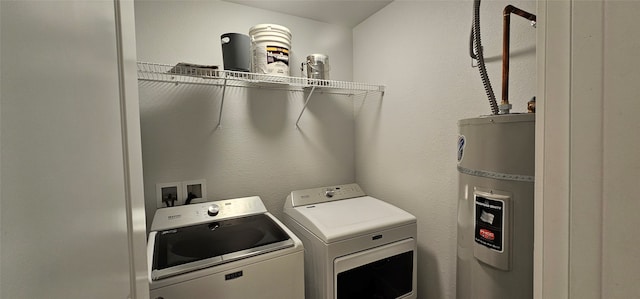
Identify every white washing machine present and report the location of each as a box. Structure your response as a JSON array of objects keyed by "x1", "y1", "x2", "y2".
[
  {"x1": 283, "y1": 183, "x2": 417, "y2": 299},
  {"x1": 148, "y1": 196, "x2": 304, "y2": 299}
]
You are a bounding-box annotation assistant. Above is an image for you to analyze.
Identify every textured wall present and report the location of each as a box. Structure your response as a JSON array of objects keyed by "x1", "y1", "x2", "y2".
[
  {"x1": 135, "y1": 1, "x2": 357, "y2": 229},
  {"x1": 353, "y1": 1, "x2": 537, "y2": 298}
]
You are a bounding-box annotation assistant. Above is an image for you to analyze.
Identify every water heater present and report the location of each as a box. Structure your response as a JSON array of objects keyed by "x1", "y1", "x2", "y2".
[{"x1": 456, "y1": 113, "x2": 534, "y2": 298}]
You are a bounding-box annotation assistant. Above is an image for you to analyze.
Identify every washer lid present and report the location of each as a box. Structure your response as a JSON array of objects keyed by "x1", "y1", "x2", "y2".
[
  {"x1": 289, "y1": 196, "x2": 416, "y2": 243},
  {"x1": 149, "y1": 213, "x2": 294, "y2": 281}
]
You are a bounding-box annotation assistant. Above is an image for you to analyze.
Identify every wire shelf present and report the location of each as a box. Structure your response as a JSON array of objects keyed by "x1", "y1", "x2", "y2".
[
  {"x1": 137, "y1": 61, "x2": 385, "y2": 95},
  {"x1": 137, "y1": 61, "x2": 385, "y2": 127}
]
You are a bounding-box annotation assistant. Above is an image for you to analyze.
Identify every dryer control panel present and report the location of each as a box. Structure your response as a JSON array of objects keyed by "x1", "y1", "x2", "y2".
[{"x1": 287, "y1": 183, "x2": 366, "y2": 207}]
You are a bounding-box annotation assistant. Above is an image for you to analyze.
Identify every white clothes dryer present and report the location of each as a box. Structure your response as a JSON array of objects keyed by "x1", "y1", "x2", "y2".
[
  {"x1": 148, "y1": 196, "x2": 304, "y2": 299},
  {"x1": 283, "y1": 183, "x2": 417, "y2": 299}
]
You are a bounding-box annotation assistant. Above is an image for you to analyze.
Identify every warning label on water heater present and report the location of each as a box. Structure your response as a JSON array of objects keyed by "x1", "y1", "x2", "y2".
[{"x1": 474, "y1": 196, "x2": 505, "y2": 252}]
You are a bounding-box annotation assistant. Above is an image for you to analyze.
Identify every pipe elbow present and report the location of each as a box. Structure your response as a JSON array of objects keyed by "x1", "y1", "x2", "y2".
[{"x1": 504, "y1": 5, "x2": 516, "y2": 15}]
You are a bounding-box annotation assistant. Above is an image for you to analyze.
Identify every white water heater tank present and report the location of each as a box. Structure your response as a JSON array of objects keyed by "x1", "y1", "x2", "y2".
[{"x1": 456, "y1": 113, "x2": 535, "y2": 299}]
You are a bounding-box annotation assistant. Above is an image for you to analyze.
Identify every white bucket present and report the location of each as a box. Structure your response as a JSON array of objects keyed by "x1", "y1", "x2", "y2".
[{"x1": 249, "y1": 24, "x2": 292, "y2": 76}]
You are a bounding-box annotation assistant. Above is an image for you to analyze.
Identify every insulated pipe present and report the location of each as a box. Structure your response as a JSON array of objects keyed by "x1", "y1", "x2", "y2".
[
  {"x1": 502, "y1": 5, "x2": 536, "y2": 114},
  {"x1": 474, "y1": 0, "x2": 500, "y2": 115}
]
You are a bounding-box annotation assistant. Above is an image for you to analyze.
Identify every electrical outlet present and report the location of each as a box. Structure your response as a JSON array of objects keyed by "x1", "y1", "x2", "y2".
[
  {"x1": 156, "y1": 182, "x2": 182, "y2": 208},
  {"x1": 183, "y1": 179, "x2": 207, "y2": 205}
]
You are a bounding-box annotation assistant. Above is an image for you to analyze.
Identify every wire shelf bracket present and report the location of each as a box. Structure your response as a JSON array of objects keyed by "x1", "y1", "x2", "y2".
[
  {"x1": 295, "y1": 85, "x2": 317, "y2": 128},
  {"x1": 217, "y1": 77, "x2": 228, "y2": 128}
]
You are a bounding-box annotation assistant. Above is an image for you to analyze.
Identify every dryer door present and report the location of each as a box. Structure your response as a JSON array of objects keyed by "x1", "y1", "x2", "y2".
[{"x1": 334, "y1": 238, "x2": 417, "y2": 299}]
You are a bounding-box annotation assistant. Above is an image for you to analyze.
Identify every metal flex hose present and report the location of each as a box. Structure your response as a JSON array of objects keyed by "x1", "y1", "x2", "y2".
[{"x1": 473, "y1": 0, "x2": 499, "y2": 115}]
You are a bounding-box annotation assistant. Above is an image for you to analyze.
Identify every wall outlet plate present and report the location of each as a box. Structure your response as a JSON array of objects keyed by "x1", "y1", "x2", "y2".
[
  {"x1": 183, "y1": 179, "x2": 207, "y2": 205},
  {"x1": 156, "y1": 182, "x2": 182, "y2": 208}
]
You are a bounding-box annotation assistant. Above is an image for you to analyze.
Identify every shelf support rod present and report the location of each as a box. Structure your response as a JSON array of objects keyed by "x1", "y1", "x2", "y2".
[
  {"x1": 295, "y1": 85, "x2": 316, "y2": 128},
  {"x1": 217, "y1": 77, "x2": 228, "y2": 128}
]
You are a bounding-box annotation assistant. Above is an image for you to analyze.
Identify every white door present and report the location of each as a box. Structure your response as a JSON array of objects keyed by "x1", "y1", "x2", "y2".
[{"x1": 0, "y1": 1, "x2": 148, "y2": 298}]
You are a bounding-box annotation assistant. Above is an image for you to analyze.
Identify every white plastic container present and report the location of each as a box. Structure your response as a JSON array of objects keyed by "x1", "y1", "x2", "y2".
[{"x1": 249, "y1": 24, "x2": 292, "y2": 76}]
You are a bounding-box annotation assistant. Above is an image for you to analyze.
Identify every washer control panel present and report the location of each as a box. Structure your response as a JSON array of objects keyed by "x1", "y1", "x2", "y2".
[
  {"x1": 151, "y1": 196, "x2": 267, "y2": 231},
  {"x1": 288, "y1": 183, "x2": 366, "y2": 207}
]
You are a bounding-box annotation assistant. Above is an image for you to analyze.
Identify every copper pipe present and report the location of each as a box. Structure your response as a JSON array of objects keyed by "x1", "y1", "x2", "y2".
[{"x1": 502, "y1": 5, "x2": 536, "y2": 112}]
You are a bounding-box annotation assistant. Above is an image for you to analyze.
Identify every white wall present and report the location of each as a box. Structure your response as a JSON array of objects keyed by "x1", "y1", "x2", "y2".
[
  {"x1": 537, "y1": 1, "x2": 640, "y2": 298},
  {"x1": 535, "y1": 0, "x2": 571, "y2": 297},
  {"x1": 353, "y1": 1, "x2": 537, "y2": 298},
  {"x1": 134, "y1": 1, "x2": 357, "y2": 228},
  {"x1": 1, "y1": 1, "x2": 148, "y2": 298},
  {"x1": 601, "y1": 2, "x2": 640, "y2": 297},
  {"x1": 539, "y1": 0, "x2": 640, "y2": 298}
]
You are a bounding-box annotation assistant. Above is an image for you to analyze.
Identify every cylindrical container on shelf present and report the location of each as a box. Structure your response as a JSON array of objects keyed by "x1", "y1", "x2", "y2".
[
  {"x1": 221, "y1": 33, "x2": 251, "y2": 72},
  {"x1": 249, "y1": 24, "x2": 291, "y2": 76},
  {"x1": 302, "y1": 54, "x2": 330, "y2": 80}
]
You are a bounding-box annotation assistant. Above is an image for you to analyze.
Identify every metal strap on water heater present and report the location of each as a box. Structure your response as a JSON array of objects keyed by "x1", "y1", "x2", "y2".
[{"x1": 457, "y1": 165, "x2": 534, "y2": 182}]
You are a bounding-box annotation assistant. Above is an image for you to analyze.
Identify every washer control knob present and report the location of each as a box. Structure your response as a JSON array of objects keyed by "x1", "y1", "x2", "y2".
[
  {"x1": 207, "y1": 204, "x2": 220, "y2": 217},
  {"x1": 325, "y1": 189, "x2": 335, "y2": 198}
]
